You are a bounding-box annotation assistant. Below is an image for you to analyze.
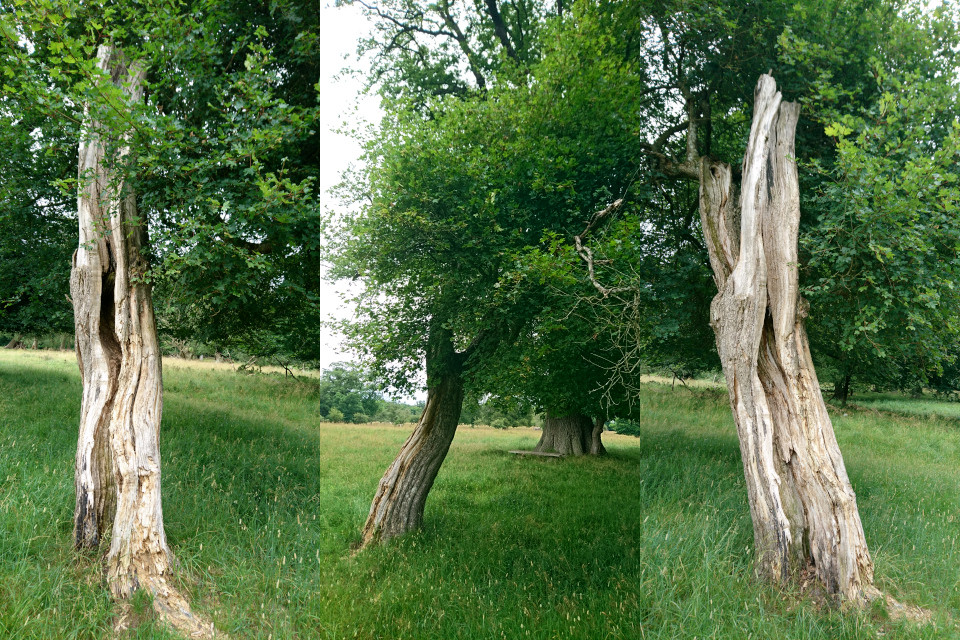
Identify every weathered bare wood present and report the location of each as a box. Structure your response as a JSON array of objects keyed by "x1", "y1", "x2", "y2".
[
  {"x1": 700, "y1": 74, "x2": 878, "y2": 604},
  {"x1": 71, "y1": 44, "x2": 216, "y2": 638}
]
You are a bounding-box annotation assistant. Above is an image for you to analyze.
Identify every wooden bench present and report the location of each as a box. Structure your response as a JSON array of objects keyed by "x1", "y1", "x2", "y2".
[{"x1": 508, "y1": 450, "x2": 563, "y2": 458}]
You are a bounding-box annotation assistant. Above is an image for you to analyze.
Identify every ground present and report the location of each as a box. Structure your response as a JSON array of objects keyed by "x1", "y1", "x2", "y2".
[{"x1": 1, "y1": 349, "x2": 958, "y2": 639}]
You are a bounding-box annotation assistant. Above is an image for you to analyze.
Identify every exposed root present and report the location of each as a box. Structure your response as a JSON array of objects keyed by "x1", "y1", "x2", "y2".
[
  {"x1": 113, "y1": 578, "x2": 221, "y2": 639},
  {"x1": 882, "y1": 593, "x2": 933, "y2": 625},
  {"x1": 795, "y1": 564, "x2": 933, "y2": 626}
]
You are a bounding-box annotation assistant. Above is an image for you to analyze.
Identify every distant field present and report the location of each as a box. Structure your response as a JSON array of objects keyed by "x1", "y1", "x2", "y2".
[
  {"x1": 853, "y1": 392, "x2": 960, "y2": 421},
  {"x1": 1, "y1": 349, "x2": 959, "y2": 639}
]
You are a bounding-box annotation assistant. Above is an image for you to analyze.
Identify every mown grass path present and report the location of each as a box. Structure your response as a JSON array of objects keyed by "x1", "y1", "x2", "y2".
[{"x1": 1, "y1": 350, "x2": 958, "y2": 638}]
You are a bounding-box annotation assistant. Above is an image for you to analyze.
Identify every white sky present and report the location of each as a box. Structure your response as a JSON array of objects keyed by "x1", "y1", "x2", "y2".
[{"x1": 316, "y1": 2, "x2": 382, "y2": 371}]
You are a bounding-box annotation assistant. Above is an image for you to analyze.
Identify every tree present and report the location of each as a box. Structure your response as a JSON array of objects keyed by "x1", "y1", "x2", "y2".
[
  {"x1": 698, "y1": 75, "x2": 876, "y2": 603},
  {"x1": 3, "y1": 0, "x2": 323, "y2": 633},
  {"x1": 0, "y1": 47, "x2": 75, "y2": 347},
  {"x1": 69, "y1": 45, "x2": 212, "y2": 636},
  {"x1": 333, "y1": 14, "x2": 662, "y2": 538}
]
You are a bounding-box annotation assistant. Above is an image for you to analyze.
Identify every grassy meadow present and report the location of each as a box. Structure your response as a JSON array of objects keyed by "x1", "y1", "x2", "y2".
[{"x1": 1, "y1": 349, "x2": 959, "y2": 639}]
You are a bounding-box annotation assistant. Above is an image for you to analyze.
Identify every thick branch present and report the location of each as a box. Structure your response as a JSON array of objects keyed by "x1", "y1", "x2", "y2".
[{"x1": 484, "y1": 0, "x2": 520, "y2": 62}]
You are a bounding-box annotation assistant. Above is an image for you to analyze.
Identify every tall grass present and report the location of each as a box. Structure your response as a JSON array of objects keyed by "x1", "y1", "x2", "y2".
[{"x1": 1, "y1": 350, "x2": 958, "y2": 638}]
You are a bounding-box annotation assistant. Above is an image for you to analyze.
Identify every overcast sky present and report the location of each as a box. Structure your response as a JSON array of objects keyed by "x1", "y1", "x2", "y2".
[{"x1": 316, "y1": 3, "x2": 382, "y2": 370}]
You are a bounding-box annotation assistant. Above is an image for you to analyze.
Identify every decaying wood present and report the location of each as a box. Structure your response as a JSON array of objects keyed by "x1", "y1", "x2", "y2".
[
  {"x1": 71, "y1": 44, "x2": 217, "y2": 638},
  {"x1": 700, "y1": 74, "x2": 878, "y2": 604}
]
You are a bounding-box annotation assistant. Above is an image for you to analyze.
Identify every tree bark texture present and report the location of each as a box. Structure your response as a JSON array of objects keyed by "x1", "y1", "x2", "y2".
[
  {"x1": 360, "y1": 325, "x2": 466, "y2": 547},
  {"x1": 4, "y1": 333, "x2": 22, "y2": 349},
  {"x1": 70, "y1": 45, "x2": 215, "y2": 637},
  {"x1": 699, "y1": 75, "x2": 877, "y2": 604},
  {"x1": 535, "y1": 413, "x2": 604, "y2": 456}
]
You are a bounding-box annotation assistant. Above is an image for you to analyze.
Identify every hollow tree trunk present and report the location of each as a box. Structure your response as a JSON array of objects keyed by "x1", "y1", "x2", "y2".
[
  {"x1": 535, "y1": 413, "x2": 603, "y2": 456},
  {"x1": 4, "y1": 333, "x2": 21, "y2": 349},
  {"x1": 360, "y1": 325, "x2": 465, "y2": 547},
  {"x1": 70, "y1": 45, "x2": 213, "y2": 637},
  {"x1": 699, "y1": 75, "x2": 877, "y2": 604}
]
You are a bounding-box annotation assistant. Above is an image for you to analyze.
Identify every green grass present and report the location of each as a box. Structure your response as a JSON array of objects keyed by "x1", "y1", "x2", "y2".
[
  {"x1": 1, "y1": 349, "x2": 959, "y2": 639},
  {"x1": 852, "y1": 391, "x2": 960, "y2": 421}
]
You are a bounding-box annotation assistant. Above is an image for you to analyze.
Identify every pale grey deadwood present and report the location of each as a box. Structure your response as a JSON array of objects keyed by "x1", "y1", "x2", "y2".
[
  {"x1": 700, "y1": 75, "x2": 878, "y2": 603},
  {"x1": 70, "y1": 45, "x2": 216, "y2": 637}
]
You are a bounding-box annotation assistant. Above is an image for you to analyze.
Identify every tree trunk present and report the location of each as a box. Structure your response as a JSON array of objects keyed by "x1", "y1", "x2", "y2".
[
  {"x1": 699, "y1": 75, "x2": 877, "y2": 604},
  {"x1": 70, "y1": 45, "x2": 214, "y2": 637},
  {"x1": 832, "y1": 373, "x2": 852, "y2": 405},
  {"x1": 59, "y1": 333, "x2": 67, "y2": 351},
  {"x1": 360, "y1": 325, "x2": 465, "y2": 547},
  {"x1": 30, "y1": 336, "x2": 38, "y2": 349},
  {"x1": 535, "y1": 413, "x2": 602, "y2": 456},
  {"x1": 4, "y1": 333, "x2": 21, "y2": 349},
  {"x1": 591, "y1": 417, "x2": 606, "y2": 455}
]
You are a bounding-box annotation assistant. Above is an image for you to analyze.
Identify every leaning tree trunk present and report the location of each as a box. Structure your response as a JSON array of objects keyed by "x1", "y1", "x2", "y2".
[
  {"x1": 4, "y1": 333, "x2": 21, "y2": 349},
  {"x1": 535, "y1": 413, "x2": 603, "y2": 456},
  {"x1": 360, "y1": 325, "x2": 466, "y2": 547},
  {"x1": 699, "y1": 75, "x2": 877, "y2": 604},
  {"x1": 70, "y1": 45, "x2": 214, "y2": 637}
]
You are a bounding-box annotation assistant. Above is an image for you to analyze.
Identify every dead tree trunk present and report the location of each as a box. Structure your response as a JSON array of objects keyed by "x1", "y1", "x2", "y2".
[
  {"x1": 360, "y1": 323, "x2": 466, "y2": 547},
  {"x1": 70, "y1": 45, "x2": 214, "y2": 637},
  {"x1": 700, "y1": 75, "x2": 877, "y2": 604},
  {"x1": 535, "y1": 413, "x2": 603, "y2": 456}
]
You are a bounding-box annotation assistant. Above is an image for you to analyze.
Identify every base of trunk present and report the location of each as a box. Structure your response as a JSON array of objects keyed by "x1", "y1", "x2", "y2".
[
  {"x1": 361, "y1": 370, "x2": 465, "y2": 547},
  {"x1": 113, "y1": 577, "x2": 217, "y2": 639},
  {"x1": 535, "y1": 414, "x2": 604, "y2": 456}
]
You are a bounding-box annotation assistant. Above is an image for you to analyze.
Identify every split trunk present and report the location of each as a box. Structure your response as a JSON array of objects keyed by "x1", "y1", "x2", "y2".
[
  {"x1": 70, "y1": 45, "x2": 213, "y2": 637},
  {"x1": 699, "y1": 75, "x2": 877, "y2": 603}
]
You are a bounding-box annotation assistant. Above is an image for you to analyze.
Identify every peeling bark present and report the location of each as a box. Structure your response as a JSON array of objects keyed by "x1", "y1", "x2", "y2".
[
  {"x1": 535, "y1": 413, "x2": 603, "y2": 456},
  {"x1": 71, "y1": 45, "x2": 216, "y2": 638},
  {"x1": 361, "y1": 324, "x2": 465, "y2": 547},
  {"x1": 700, "y1": 75, "x2": 877, "y2": 604}
]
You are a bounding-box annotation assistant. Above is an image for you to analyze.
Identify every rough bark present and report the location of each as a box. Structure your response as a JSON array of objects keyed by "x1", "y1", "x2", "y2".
[
  {"x1": 360, "y1": 325, "x2": 466, "y2": 547},
  {"x1": 71, "y1": 45, "x2": 215, "y2": 638},
  {"x1": 535, "y1": 413, "x2": 602, "y2": 456},
  {"x1": 700, "y1": 75, "x2": 877, "y2": 604}
]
